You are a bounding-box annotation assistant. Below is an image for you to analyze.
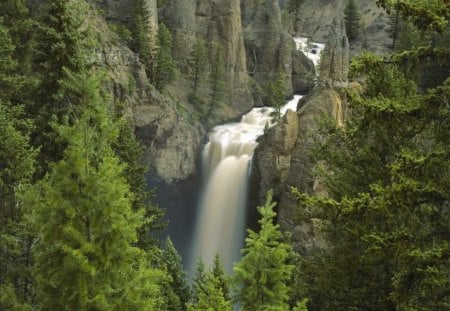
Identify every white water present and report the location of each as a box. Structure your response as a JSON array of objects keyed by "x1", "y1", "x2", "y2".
[
  {"x1": 189, "y1": 96, "x2": 302, "y2": 273},
  {"x1": 293, "y1": 37, "x2": 326, "y2": 68}
]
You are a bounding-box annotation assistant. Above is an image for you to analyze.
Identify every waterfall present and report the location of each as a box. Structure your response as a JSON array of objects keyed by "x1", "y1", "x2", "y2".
[
  {"x1": 188, "y1": 37, "x2": 324, "y2": 274},
  {"x1": 189, "y1": 96, "x2": 302, "y2": 273}
]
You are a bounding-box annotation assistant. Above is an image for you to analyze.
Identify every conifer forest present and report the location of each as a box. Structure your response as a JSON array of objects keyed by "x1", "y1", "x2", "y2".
[{"x1": 0, "y1": 0, "x2": 449, "y2": 310}]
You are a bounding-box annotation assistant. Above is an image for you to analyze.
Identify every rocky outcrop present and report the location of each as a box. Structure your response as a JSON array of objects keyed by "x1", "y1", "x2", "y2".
[
  {"x1": 160, "y1": 0, "x2": 253, "y2": 119},
  {"x1": 241, "y1": 0, "x2": 294, "y2": 103},
  {"x1": 90, "y1": 13, "x2": 204, "y2": 185},
  {"x1": 97, "y1": 0, "x2": 158, "y2": 45},
  {"x1": 250, "y1": 20, "x2": 349, "y2": 253},
  {"x1": 251, "y1": 87, "x2": 344, "y2": 254},
  {"x1": 319, "y1": 17, "x2": 349, "y2": 86},
  {"x1": 292, "y1": 49, "x2": 315, "y2": 94},
  {"x1": 293, "y1": 0, "x2": 391, "y2": 56}
]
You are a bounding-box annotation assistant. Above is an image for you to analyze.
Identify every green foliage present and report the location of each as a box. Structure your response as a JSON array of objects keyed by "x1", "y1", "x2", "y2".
[
  {"x1": 132, "y1": 0, "x2": 153, "y2": 68},
  {"x1": 268, "y1": 71, "x2": 286, "y2": 120},
  {"x1": 32, "y1": 0, "x2": 97, "y2": 176},
  {"x1": 153, "y1": 22, "x2": 176, "y2": 90},
  {"x1": 344, "y1": 0, "x2": 362, "y2": 42},
  {"x1": 189, "y1": 37, "x2": 208, "y2": 99},
  {"x1": 212, "y1": 254, "x2": 229, "y2": 301},
  {"x1": 162, "y1": 237, "x2": 191, "y2": 311},
  {"x1": 191, "y1": 257, "x2": 207, "y2": 305},
  {"x1": 112, "y1": 114, "x2": 165, "y2": 250},
  {"x1": 189, "y1": 255, "x2": 231, "y2": 311},
  {"x1": 0, "y1": 17, "x2": 36, "y2": 306},
  {"x1": 233, "y1": 190, "x2": 294, "y2": 311},
  {"x1": 24, "y1": 69, "x2": 165, "y2": 309},
  {"x1": 295, "y1": 7, "x2": 450, "y2": 307},
  {"x1": 376, "y1": 0, "x2": 449, "y2": 33},
  {"x1": 287, "y1": 0, "x2": 304, "y2": 33},
  {"x1": 208, "y1": 44, "x2": 226, "y2": 119},
  {"x1": 108, "y1": 22, "x2": 133, "y2": 45},
  {"x1": 188, "y1": 273, "x2": 232, "y2": 311}
]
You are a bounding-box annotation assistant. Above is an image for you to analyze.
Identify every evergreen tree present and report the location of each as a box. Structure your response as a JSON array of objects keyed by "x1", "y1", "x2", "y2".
[
  {"x1": 162, "y1": 237, "x2": 191, "y2": 311},
  {"x1": 287, "y1": 0, "x2": 304, "y2": 33},
  {"x1": 0, "y1": 18, "x2": 36, "y2": 307},
  {"x1": 31, "y1": 0, "x2": 97, "y2": 176},
  {"x1": 188, "y1": 273, "x2": 232, "y2": 311},
  {"x1": 208, "y1": 44, "x2": 225, "y2": 119},
  {"x1": 189, "y1": 37, "x2": 208, "y2": 100},
  {"x1": 153, "y1": 22, "x2": 176, "y2": 91},
  {"x1": 112, "y1": 111, "x2": 165, "y2": 251},
  {"x1": 23, "y1": 69, "x2": 164, "y2": 309},
  {"x1": 268, "y1": 71, "x2": 286, "y2": 120},
  {"x1": 191, "y1": 257, "x2": 207, "y2": 304},
  {"x1": 211, "y1": 254, "x2": 229, "y2": 301},
  {"x1": 344, "y1": 0, "x2": 361, "y2": 42},
  {"x1": 233, "y1": 190, "x2": 294, "y2": 311},
  {"x1": 386, "y1": 0, "x2": 401, "y2": 50},
  {"x1": 132, "y1": 0, "x2": 153, "y2": 68},
  {"x1": 295, "y1": 1, "x2": 450, "y2": 307}
]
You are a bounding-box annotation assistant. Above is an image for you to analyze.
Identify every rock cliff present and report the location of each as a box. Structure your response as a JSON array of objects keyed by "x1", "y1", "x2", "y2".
[
  {"x1": 250, "y1": 19, "x2": 349, "y2": 253},
  {"x1": 160, "y1": 0, "x2": 253, "y2": 119},
  {"x1": 293, "y1": 0, "x2": 391, "y2": 56},
  {"x1": 240, "y1": 0, "x2": 316, "y2": 105}
]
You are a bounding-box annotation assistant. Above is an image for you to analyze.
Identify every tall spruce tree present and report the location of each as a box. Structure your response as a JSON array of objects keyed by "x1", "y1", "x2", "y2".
[
  {"x1": 24, "y1": 68, "x2": 164, "y2": 309},
  {"x1": 233, "y1": 190, "x2": 294, "y2": 311},
  {"x1": 188, "y1": 273, "x2": 232, "y2": 311},
  {"x1": 31, "y1": 0, "x2": 97, "y2": 176},
  {"x1": 0, "y1": 17, "x2": 36, "y2": 307},
  {"x1": 162, "y1": 237, "x2": 191, "y2": 311},
  {"x1": 132, "y1": 0, "x2": 153, "y2": 69},
  {"x1": 268, "y1": 71, "x2": 286, "y2": 120},
  {"x1": 208, "y1": 44, "x2": 225, "y2": 119},
  {"x1": 287, "y1": 0, "x2": 304, "y2": 33},
  {"x1": 344, "y1": 0, "x2": 362, "y2": 42},
  {"x1": 189, "y1": 37, "x2": 208, "y2": 100},
  {"x1": 153, "y1": 22, "x2": 176, "y2": 91},
  {"x1": 211, "y1": 254, "x2": 229, "y2": 301}
]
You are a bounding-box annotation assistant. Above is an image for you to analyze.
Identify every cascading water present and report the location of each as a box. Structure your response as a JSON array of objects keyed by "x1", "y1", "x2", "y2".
[
  {"x1": 188, "y1": 37, "x2": 325, "y2": 274},
  {"x1": 189, "y1": 96, "x2": 301, "y2": 273}
]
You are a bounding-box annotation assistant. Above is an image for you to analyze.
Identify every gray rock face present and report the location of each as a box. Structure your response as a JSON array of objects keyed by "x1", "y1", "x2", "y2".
[
  {"x1": 160, "y1": 0, "x2": 253, "y2": 117},
  {"x1": 250, "y1": 87, "x2": 345, "y2": 254},
  {"x1": 93, "y1": 17, "x2": 204, "y2": 185},
  {"x1": 293, "y1": 0, "x2": 391, "y2": 56},
  {"x1": 242, "y1": 0, "x2": 294, "y2": 102},
  {"x1": 319, "y1": 17, "x2": 349, "y2": 85},
  {"x1": 292, "y1": 50, "x2": 315, "y2": 94}
]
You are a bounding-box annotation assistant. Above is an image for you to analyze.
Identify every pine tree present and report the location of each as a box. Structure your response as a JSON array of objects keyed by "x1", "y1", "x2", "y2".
[
  {"x1": 153, "y1": 22, "x2": 176, "y2": 91},
  {"x1": 162, "y1": 237, "x2": 191, "y2": 311},
  {"x1": 208, "y1": 44, "x2": 225, "y2": 119},
  {"x1": 188, "y1": 273, "x2": 232, "y2": 311},
  {"x1": 268, "y1": 71, "x2": 286, "y2": 120},
  {"x1": 0, "y1": 18, "x2": 36, "y2": 307},
  {"x1": 31, "y1": 0, "x2": 97, "y2": 177},
  {"x1": 295, "y1": 2, "x2": 450, "y2": 306},
  {"x1": 189, "y1": 37, "x2": 208, "y2": 100},
  {"x1": 287, "y1": 0, "x2": 304, "y2": 33},
  {"x1": 386, "y1": 0, "x2": 401, "y2": 50},
  {"x1": 344, "y1": 0, "x2": 361, "y2": 42},
  {"x1": 23, "y1": 69, "x2": 164, "y2": 309},
  {"x1": 112, "y1": 113, "x2": 165, "y2": 251},
  {"x1": 132, "y1": 0, "x2": 153, "y2": 68},
  {"x1": 211, "y1": 254, "x2": 229, "y2": 301},
  {"x1": 233, "y1": 190, "x2": 294, "y2": 311},
  {"x1": 191, "y1": 257, "x2": 207, "y2": 304}
]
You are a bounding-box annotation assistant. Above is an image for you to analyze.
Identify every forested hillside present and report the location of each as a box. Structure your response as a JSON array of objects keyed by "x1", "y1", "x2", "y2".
[{"x1": 0, "y1": 0, "x2": 449, "y2": 310}]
